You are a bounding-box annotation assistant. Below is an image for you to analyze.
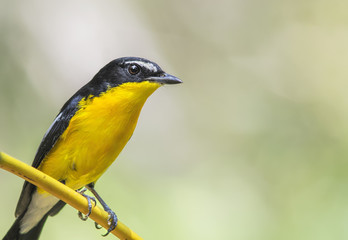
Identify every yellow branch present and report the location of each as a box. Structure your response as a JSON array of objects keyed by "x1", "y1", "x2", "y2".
[{"x1": 0, "y1": 152, "x2": 143, "y2": 240}]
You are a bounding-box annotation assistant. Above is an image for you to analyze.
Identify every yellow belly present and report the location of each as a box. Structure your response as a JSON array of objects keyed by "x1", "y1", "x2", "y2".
[{"x1": 37, "y1": 81, "x2": 160, "y2": 191}]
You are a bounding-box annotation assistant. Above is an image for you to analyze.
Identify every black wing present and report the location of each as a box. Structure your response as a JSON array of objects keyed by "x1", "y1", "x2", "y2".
[
  {"x1": 15, "y1": 94, "x2": 83, "y2": 217},
  {"x1": 31, "y1": 95, "x2": 83, "y2": 168}
]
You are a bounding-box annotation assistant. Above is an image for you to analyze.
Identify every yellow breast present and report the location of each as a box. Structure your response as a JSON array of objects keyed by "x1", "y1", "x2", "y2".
[{"x1": 37, "y1": 81, "x2": 160, "y2": 191}]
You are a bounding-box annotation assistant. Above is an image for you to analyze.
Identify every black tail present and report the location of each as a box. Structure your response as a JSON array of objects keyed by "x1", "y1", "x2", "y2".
[
  {"x1": 3, "y1": 199, "x2": 66, "y2": 240},
  {"x1": 3, "y1": 213, "x2": 49, "y2": 240}
]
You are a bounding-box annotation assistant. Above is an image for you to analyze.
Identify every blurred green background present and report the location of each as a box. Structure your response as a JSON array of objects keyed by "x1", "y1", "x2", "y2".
[{"x1": 1, "y1": 0, "x2": 348, "y2": 239}]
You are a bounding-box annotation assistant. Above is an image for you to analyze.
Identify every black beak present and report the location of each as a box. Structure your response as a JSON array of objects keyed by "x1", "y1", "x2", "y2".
[{"x1": 145, "y1": 73, "x2": 182, "y2": 85}]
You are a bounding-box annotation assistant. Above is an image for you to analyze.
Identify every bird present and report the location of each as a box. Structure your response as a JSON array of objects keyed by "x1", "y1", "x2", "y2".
[{"x1": 3, "y1": 57, "x2": 182, "y2": 240}]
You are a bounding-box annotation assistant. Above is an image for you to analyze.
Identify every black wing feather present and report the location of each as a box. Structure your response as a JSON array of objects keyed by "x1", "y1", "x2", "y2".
[
  {"x1": 15, "y1": 94, "x2": 83, "y2": 217},
  {"x1": 31, "y1": 95, "x2": 83, "y2": 168}
]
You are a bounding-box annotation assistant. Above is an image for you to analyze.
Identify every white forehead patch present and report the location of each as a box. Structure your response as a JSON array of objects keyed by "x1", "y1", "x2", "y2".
[{"x1": 125, "y1": 60, "x2": 158, "y2": 72}]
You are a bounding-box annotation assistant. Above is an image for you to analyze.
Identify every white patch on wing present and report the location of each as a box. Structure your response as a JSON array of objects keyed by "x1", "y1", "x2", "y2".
[
  {"x1": 125, "y1": 60, "x2": 158, "y2": 72},
  {"x1": 43, "y1": 112, "x2": 63, "y2": 139},
  {"x1": 20, "y1": 191, "x2": 59, "y2": 234}
]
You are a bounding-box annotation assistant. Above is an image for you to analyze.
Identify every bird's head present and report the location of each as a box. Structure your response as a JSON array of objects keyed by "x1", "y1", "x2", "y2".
[{"x1": 91, "y1": 57, "x2": 182, "y2": 90}]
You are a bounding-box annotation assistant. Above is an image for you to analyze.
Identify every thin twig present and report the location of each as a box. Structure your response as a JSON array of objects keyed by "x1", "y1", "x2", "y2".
[{"x1": 0, "y1": 152, "x2": 142, "y2": 240}]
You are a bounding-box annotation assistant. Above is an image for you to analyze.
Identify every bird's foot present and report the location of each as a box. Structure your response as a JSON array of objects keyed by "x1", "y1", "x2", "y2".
[
  {"x1": 102, "y1": 208, "x2": 118, "y2": 236},
  {"x1": 77, "y1": 188, "x2": 97, "y2": 221},
  {"x1": 84, "y1": 183, "x2": 118, "y2": 236}
]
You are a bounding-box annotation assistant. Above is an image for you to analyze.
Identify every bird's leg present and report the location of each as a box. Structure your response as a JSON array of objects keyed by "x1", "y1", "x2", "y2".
[
  {"x1": 86, "y1": 183, "x2": 118, "y2": 236},
  {"x1": 77, "y1": 187, "x2": 97, "y2": 221}
]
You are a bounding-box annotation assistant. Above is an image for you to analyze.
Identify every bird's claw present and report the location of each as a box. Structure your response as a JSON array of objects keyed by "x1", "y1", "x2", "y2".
[
  {"x1": 94, "y1": 222, "x2": 102, "y2": 229},
  {"x1": 102, "y1": 209, "x2": 118, "y2": 236},
  {"x1": 81, "y1": 184, "x2": 118, "y2": 236},
  {"x1": 77, "y1": 188, "x2": 97, "y2": 221}
]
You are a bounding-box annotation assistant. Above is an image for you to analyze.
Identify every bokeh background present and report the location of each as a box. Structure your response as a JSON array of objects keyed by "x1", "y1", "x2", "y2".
[{"x1": 1, "y1": 0, "x2": 348, "y2": 239}]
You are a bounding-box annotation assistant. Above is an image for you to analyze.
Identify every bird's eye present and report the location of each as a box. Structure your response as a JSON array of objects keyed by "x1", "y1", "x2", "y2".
[{"x1": 128, "y1": 64, "x2": 140, "y2": 75}]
